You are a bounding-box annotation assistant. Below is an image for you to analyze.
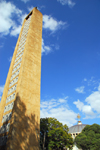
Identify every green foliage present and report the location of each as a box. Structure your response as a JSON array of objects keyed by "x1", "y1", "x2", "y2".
[
  {"x1": 40, "y1": 117, "x2": 73, "y2": 150},
  {"x1": 75, "y1": 123, "x2": 100, "y2": 150}
]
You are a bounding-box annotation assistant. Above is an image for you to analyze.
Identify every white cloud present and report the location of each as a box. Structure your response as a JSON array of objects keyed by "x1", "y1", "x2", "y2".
[
  {"x1": 42, "y1": 38, "x2": 52, "y2": 55},
  {"x1": 41, "y1": 97, "x2": 77, "y2": 127},
  {"x1": 82, "y1": 77, "x2": 100, "y2": 90},
  {"x1": 28, "y1": 6, "x2": 34, "y2": 12},
  {"x1": 10, "y1": 25, "x2": 22, "y2": 36},
  {"x1": 74, "y1": 99, "x2": 94, "y2": 117},
  {"x1": 87, "y1": 76, "x2": 98, "y2": 86},
  {"x1": 0, "y1": 43, "x2": 4, "y2": 48},
  {"x1": 0, "y1": 85, "x2": 4, "y2": 94},
  {"x1": 75, "y1": 86, "x2": 85, "y2": 94},
  {"x1": 84, "y1": 78, "x2": 87, "y2": 81},
  {"x1": 55, "y1": 44, "x2": 59, "y2": 50},
  {"x1": 0, "y1": 1, "x2": 28, "y2": 37},
  {"x1": 58, "y1": 96, "x2": 68, "y2": 103},
  {"x1": 74, "y1": 85, "x2": 100, "y2": 118},
  {"x1": 10, "y1": 13, "x2": 27, "y2": 36},
  {"x1": 50, "y1": 44, "x2": 60, "y2": 51},
  {"x1": 20, "y1": 13, "x2": 28, "y2": 25},
  {"x1": 85, "y1": 85, "x2": 100, "y2": 113},
  {"x1": 57, "y1": 0, "x2": 75, "y2": 8},
  {"x1": 0, "y1": 1, "x2": 22, "y2": 36},
  {"x1": 38, "y1": 5, "x2": 45, "y2": 10},
  {"x1": 21, "y1": 0, "x2": 30, "y2": 3},
  {"x1": 73, "y1": 99, "x2": 84, "y2": 111},
  {"x1": 0, "y1": 85, "x2": 4, "y2": 101},
  {"x1": 82, "y1": 105, "x2": 94, "y2": 116},
  {"x1": 43, "y1": 15, "x2": 67, "y2": 32},
  {"x1": 28, "y1": 6, "x2": 45, "y2": 12},
  {"x1": 58, "y1": 98, "x2": 66, "y2": 103},
  {"x1": 8, "y1": 56, "x2": 12, "y2": 62}
]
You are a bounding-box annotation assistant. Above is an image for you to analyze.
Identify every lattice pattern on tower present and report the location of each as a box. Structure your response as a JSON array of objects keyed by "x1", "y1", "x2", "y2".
[{"x1": 0, "y1": 15, "x2": 32, "y2": 147}]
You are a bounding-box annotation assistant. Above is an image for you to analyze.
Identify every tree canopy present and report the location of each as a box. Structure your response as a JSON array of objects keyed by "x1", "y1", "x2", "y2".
[
  {"x1": 40, "y1": 117, "x2": 73, "y2": 150},
  {"x1": 75, "y1": 123, "x2": 100, "y2": 150}
]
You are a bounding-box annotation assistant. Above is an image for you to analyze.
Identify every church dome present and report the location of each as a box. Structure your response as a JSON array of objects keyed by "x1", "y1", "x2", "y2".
[
  {"x1": 68, "y1": 115, "x2": 87, "y2": 150},
  {"x1": 69, "y1": 114, "x2": 87, "y2": 134},
  {"x1": 68, "y1": 123, "x2": 87, "y2": 134}
]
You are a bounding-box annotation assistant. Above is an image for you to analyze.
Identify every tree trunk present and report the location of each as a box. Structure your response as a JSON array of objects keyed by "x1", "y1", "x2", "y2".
[{"x1": 43, "y1": 132, "x2": 46, "y2": 150}]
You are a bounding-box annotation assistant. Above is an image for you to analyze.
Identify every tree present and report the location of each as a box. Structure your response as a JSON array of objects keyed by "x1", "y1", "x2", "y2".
[
  {"x1": 40, "y1": 118, "x2": 49, "y2": 149},
  {"x1": 40, "y1": 117, "x2": 73, "y2": 150},
  {"x1": 75, "y1": 124, "x2": 100, "y2": 150}
]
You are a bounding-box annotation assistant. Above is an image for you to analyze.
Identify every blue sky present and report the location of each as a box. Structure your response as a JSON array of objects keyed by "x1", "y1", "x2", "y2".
[{"x1": 0, "y1": 0, "x2": 100, "y2": 127}]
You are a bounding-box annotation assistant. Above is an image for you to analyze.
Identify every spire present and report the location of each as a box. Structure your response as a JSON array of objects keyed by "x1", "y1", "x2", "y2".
[{"x1": 77, "y1": 114, "x2": 82, "y2": 125}]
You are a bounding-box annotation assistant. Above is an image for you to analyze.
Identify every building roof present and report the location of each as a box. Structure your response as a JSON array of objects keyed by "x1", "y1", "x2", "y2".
[{"x1": 68, "y1": 121, "x2": 87, "y2": 134}]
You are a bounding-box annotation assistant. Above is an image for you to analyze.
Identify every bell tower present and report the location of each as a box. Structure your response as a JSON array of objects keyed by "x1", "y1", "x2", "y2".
[{"x1": 0, "y1": 8, "x2": 42, "y2": 150}]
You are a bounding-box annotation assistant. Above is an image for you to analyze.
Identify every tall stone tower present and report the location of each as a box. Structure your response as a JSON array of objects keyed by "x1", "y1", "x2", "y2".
[{"x1": 0, "y1": 8, "x2": 42, "y2": 150}]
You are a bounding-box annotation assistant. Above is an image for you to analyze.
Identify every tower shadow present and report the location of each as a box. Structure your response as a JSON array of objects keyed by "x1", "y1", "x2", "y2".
[{"x1": 5, "y1": 93, "x2": 40, "y2": 150}]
